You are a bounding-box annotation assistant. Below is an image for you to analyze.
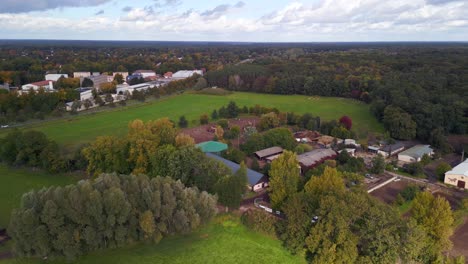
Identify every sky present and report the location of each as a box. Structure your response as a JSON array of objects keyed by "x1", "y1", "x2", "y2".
[{"x1": 0, "y1": 0, "x2": 467, "y2": 42}]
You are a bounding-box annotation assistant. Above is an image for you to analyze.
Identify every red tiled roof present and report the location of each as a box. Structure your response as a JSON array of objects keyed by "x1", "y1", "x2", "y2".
[{"x1": 30, "y1": 80, "x2": 54, "y2": 86}]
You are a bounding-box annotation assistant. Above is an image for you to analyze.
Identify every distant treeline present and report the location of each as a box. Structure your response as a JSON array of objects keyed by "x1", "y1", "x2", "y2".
[{"x1": 0, "y1": 44, "x2": 467, "y2": 144}]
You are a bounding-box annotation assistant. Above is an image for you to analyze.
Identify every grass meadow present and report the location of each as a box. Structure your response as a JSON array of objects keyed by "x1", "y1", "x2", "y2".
[
  {"x1": 0, "y1": 92, "x2": 383, "y2": 149},
  {"x1": 2, "y1": 215, "x2": 304, "y2": 264},
  {"x1": 0, "y1": 165, "x2": 79, "y2": 228}
]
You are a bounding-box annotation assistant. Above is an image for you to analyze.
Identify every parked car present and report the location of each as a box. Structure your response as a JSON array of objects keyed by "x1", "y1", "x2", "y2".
[
  {"x1": 365, "y1": 173, "x2": 374, "y2": 179},
  {"x1": 0, "y1": 125, "x2": 9, "y2": 128}
]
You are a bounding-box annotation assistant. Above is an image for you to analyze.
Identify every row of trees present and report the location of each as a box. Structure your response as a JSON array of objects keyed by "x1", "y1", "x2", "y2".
[
  {"x1": 266, "y1": 152, "x2": 460, "y2": 263},
  {"x1": 0, "y1": 88, "x2": 78, "y2": 123},
  {"x1": 0, "y1": 130, "x2": 85, "y2": 173},
  {"x1": 8, "y1": 174, "x2": 217, "y2": 260}
]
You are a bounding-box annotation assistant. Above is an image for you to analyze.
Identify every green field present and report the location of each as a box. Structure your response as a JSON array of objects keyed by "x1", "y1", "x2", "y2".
[
  {"x1": 2, "y1": 215, "x2": 304, "y2": 264},
  {"x1": 0, "y1": 165, "x2": 79, "y2": 227},
  {"x1": 0, "y1": 92, "x2": 383, "y2": 148}
]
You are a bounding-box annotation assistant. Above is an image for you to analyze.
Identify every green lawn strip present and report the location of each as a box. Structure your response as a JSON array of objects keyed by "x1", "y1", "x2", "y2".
[
  {"x1": 398, "y1": 200, "x2": 413, "y2": 214},
  {"x1": 0, "y1": 164, "x2": 80, "y2": 228},
  {"x1": 1, "y1": 215, "x2": 304, "y2": 264},
  {"x1": 0, "y1": 93, "x2": 383, "y2": 149}
]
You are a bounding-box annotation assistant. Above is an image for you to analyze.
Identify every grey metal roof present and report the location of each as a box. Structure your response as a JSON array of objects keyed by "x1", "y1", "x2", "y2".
[
  {"x1": 254, "y1": 146, "x2": 284, "y2": 159},
  {"x1": 205, "y1": 153, "x2": 264, "y2": 186},
  {"x1": 398, "y1": 145, "x2": 433, "y2": 159},
  {"x1": 380, "y1": 142, "x2": 405, "y2": 153},
  {"x1": 446, "y1": 159, "x2": 468, "y2": 177},
  {"x1": 297, "y1": 149, "x2": 337, "y2": 167}
]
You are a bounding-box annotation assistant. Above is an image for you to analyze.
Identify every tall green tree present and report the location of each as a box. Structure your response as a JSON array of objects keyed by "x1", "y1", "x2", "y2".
[
  {"x1": 411, "y1": 192, "x2": 454, "y2": 261},
  {"x1": 268, "y1": 150, "x2": 300, "y2": 208},
  {"x1": 383, "y1": 105, "x2": 417, "y2": 140}
]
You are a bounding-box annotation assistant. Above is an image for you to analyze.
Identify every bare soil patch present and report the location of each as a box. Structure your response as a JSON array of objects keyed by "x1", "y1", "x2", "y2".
[
  {"x1": 450, "y1": 217, "x2": 468, "y2": 263},
  {"x1": 370, "y1": 179, "x2": 412, "y2": 204},
  {"x1": 181, "y1": 117, "x2": 260, "y2": 145}
]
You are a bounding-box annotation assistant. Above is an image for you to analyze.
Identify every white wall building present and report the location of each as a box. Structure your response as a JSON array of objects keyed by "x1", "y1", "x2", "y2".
[
  {"x1": 73, "y1": 72, "x2": 91, "y2": 78},
  {"x1": 134, "y1": 70, "x2": 156, "y2": 78},
  {"x1": 172, "y1": 70, "x2": 203, "y2": 79},
  {"x1": 444, "y1": 159, "x2": 468, "y2": 189},
  {"x1": 45, "y1": 74, "x2": 68, "y2": 81},
  {"x1": 21, "y1": 81, "x2": 54, "y2": 92},
  {"x1": 79, "y1": 89, "x2": 94, "y2": 101}
]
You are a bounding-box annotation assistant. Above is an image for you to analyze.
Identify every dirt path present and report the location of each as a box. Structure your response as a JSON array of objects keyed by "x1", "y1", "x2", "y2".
[{"x1": 450, "y1": 216, "x2": 468, "y2": 263}]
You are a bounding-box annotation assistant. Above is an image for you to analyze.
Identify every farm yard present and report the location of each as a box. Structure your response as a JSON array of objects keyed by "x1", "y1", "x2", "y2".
[
  {"x1": 0, "y1": 92, "x2": 383, "y2": 148},
  {"x1": 1, "y1": 215, "x2": 304, "y2": 264}
]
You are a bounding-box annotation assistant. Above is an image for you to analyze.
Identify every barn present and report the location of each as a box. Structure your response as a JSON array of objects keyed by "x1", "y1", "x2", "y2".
[
  {"x1": 297, "y1": 149, "x2": 337, "y2": 173},
  {"x1": 206, "y1": 153, "x2": 268, "y2": 192}
]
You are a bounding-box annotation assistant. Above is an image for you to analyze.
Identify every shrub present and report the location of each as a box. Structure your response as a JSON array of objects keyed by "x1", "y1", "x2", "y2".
[
  {"x1": 339, "y1": 116, "x2": 353, "y2": 130},
  {"x1": 200, "y1": 114, "x2": 209, "y2": 125},
  {"x1": 241, "y1": 209, "x2": 278, "y2": 237},
  {"x1": 436, "y1": 162, "x2": 452, "y2": 181},
  {"x1": 178, "y1": 115, "x2": 188, "y2": 128},
  {"x1": 217, "y1": 119, "x2": 229, "y2": 129},
  {"x1": 400, "y1": 184, "x2": 421, "y2": 201}
]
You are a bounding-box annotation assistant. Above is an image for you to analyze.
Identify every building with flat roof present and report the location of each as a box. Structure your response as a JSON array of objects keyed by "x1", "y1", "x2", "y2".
[
  {"x1": 172, "y1": 70, "x2": 203, "y2": 79},
  {"x1": 134, "y1": 70, "x2": 156, "y2": 78},
  {"x1": 45, "y1": 73, "x2": 68, "y2": 81},
  {"x1": 73, "y1": 72, "x2": 91, "y2": 78},
  {"x1": 398, "y1": 145, "x2": 434, "y2": 163},
  {"x1": 444, "y1": 159, "x2": 468, "y2": 189}
]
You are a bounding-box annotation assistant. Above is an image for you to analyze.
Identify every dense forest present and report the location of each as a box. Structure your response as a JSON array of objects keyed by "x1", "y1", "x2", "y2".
[{"x1": 0, "y1": 42, "x2": 467, "y2": 144}]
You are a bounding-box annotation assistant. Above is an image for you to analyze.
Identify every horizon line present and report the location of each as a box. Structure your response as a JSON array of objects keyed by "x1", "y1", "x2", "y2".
[{"x1": 1, "y1": 38, "x2": 468, "y2": 44}]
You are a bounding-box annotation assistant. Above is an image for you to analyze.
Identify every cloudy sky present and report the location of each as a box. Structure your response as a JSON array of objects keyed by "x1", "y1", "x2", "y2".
[{"x1": 0, "y1": 0, "x2": 467, "y2": 42}]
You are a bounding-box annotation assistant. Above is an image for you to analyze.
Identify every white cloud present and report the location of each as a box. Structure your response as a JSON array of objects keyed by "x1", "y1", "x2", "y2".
[{"x1": 0, "y1": 0, "x2": 467, "y2": 41}]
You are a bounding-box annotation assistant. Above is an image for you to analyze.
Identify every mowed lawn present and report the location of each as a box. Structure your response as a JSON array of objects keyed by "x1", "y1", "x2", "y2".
[
  {"x1": 2, "y1": 215, "x2": 305, "y2": 264},
  {"x1": 0, "y1": 92, "x2": 383, "y2": 148},
  {"x1": 0, "y1": 165, "x2": 78, "y2": 228}
]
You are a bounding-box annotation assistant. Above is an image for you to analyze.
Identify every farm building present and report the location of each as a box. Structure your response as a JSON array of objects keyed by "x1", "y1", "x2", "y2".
[
  {"x1": 377, "y1": 142, "x2": 405, "y2": 157},
  {"x1": 444, "y1": 159, "x2": 468, "y2": 189},
  {"x1": 196, "y1": 141, "x2": 228, "y2": 153},
  {"x1": 398, "y1": 145, "x2": 434, "y2": 163},
  {"x1": 338, "y1": 148, "x2": 356, "y2": 157},
  {"x1": 254, "y1": 147, "x2": 284, "y2": 160},
  {"x1": 294, "y1": 131, "x2": 321, "y2": 143},
  {"x1": 205, "y1": 153, "x2": 268, "y2": 191},
  {"x1": 317, "y1": 135, "x2": 343, "y2": 148},
  {"x1": 297, "y1": 149, "x2": 337, "y2": 173}
]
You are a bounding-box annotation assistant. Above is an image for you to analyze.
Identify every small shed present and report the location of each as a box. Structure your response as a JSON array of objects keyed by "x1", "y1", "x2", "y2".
[
  {"x1": 196, "y1": 141, "x2": 228, "y2": 153},
  {"x1": 254, "y1": 146, "x2": 284, "y2": 160},
  {"x1": 378, "y1": 142, "x2": 405, "y2": 157}
]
